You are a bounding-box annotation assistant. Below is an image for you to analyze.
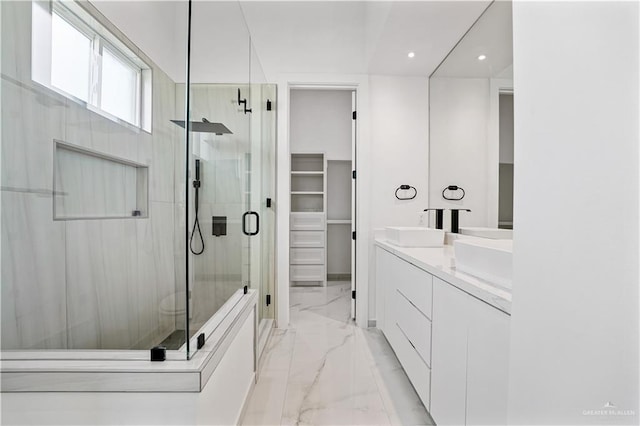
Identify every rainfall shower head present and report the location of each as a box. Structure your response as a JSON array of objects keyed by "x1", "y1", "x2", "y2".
[{"x1": 171, "y1": 118, "x2": 233, "y2": 135}]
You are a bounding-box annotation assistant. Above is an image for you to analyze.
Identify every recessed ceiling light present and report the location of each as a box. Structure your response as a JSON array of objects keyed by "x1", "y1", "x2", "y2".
[
  {"x1": 408, "y1": 52, "x2": 415, "y2": 58},
  {"x1": 478, "y1": 54, "x2": 487, "y2": 61}
]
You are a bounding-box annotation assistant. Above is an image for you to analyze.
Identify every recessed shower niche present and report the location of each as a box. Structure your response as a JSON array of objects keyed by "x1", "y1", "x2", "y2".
[{"x1": 53, "y1": 141, "x2": 149, "y2": 220}]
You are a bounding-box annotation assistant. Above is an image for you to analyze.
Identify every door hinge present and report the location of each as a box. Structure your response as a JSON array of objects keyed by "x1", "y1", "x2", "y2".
[
  {"x1": 352, "y1": 290, "x2": 356, "y2": 299},
  {"x1": 352, "y1": 111, "x2": 357, "y2": 120},
  {"x1": 266, "y1": 197, "x2": 272, "y2": 208},
  {"x1": 352, "y1": 170, "x2": 356, "y2": 179},
  {"x1": 243, "y1": 285, "x2": 248, "y2": 294},
  {"x1": 266, "y1": 294, "x2": 271, "y2": 306},
  {"x1": 352, "y1": 231, "x2": 356, "y2": 240},
  {"x1": 197, "y1": 333, "x2": 205, "y2": 349}
]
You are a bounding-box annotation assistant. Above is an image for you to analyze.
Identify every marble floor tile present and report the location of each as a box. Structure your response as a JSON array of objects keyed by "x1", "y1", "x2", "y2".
[
  {"x1": 240, "y1": 282, "x2": 434, "y2": 426},
  {"x1": 243, "y1": 369, "x2": 290, "y2": 426},
  {"x1": 259, "y1": 329, "x2": 297, "y2": 372}
]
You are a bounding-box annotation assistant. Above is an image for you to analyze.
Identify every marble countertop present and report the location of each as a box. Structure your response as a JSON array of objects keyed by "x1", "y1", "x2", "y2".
[{"x1": 374, "y1": 239, "x2": 511, "y2": 315}]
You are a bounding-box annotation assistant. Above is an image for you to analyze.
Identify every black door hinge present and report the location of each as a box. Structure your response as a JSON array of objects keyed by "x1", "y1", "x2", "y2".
[
  {"x1": 352, "y1": 290, "x2": 356, "y2": 299},
  {"x1": 352, "y1": 231, "x2": 356, "y2": 240},
  {"x1": 266, "y1": 294, "x2": 271, "y2": 306},
  {"x1": 352, "y1": 170, "x2": 356, "y2": 179},
  {"x1": 150, "y1": 346, "x2": 166, "y2": 362},
  {"x1": 266, "y1": 198, "x2": 272, "y2": 208},
  {"x1": 197, "y1": 333, "x2": 205, "y2": 349},
  {"x1": 243, "y1": 285, "x2": 248, "y2": 294},
  {"x1": 352, "y1": 111, "x2": 357, "y2": 120}
]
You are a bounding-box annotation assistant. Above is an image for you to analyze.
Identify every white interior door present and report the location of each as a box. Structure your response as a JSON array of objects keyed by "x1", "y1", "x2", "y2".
[{"x1": 351, "y1": 91, "x2": 357, "y2": 320}]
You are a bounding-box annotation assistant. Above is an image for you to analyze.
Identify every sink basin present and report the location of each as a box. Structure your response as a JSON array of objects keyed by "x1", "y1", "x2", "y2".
[
  {"x1": 459, "y1": 227, "x2": 513, "y2": 239},
  {"x1": 454, "y1": 239, "x2": 513, "y2": 288},
  {"x1": 385, "y1": 226, "x2": 445, "y2": 247}
]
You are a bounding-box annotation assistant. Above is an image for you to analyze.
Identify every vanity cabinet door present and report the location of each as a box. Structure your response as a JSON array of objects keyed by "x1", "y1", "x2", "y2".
[
  {"x1": 465, "y1": 299, "x2": 510, "y2": 425},
  {"x1": 431, "y1": 278, "x2": 471, "y2": 425},
  {"x1": 431, "y1": 277, "x2": 510, "y2": 426},
  {"x1": 375, "y1": 247, "x2": 393, "y2": 334}
]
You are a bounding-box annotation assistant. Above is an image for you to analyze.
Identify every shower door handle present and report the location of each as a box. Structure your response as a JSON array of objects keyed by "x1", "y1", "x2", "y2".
[{"x1": 242, "y1": 211, "x2": 260, "y2": 236}]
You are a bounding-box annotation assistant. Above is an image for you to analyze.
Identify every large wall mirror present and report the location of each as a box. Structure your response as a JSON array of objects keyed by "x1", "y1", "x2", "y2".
[{"x1": 429, "y1": 0, "x2": 513, "y2": 230}]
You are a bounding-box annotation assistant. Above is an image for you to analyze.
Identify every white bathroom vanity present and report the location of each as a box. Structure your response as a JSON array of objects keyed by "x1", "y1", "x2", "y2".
[{"x1": 375, "y1": 238, "x2": 511, "y2": 425}]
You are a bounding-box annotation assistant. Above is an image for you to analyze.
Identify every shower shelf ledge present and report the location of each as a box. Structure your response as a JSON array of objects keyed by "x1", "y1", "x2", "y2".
[{"x1": 0, "y1": 290, "x2": 257, "y2": 393}]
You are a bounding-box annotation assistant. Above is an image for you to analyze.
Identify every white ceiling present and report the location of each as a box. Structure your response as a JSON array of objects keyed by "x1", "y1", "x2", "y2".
[
  {"x1": 432, "y1": 0, "x2": 513, "y2": 78},
  {"x1": 90, "y1": 1, "x2": 491, "y2": 83},
  {"x1": 240, "y1": 1, "x2": 491, "y2": 79}
]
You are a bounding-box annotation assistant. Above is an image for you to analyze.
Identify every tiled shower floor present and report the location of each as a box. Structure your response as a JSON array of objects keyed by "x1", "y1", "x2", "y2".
[{"x1": 157, "y1": 330, "x2": 186, "y2": 350}]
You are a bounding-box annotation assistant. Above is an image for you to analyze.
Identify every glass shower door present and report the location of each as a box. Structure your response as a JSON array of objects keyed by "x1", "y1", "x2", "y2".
[
  {"x1": 183, "y1": 0, "x2": 254, "y2": 358},
  {"x1": 183, "y1": 84, "x2": 253, "y2": 348}
]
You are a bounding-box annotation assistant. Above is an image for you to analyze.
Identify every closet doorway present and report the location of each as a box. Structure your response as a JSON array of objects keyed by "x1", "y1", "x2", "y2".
[{"x1": 288, "y1": 87, "x2": 357, "y2": 320}]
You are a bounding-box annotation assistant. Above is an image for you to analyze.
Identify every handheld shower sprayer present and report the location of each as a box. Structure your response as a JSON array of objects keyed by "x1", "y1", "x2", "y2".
[{"x1": 190, "y1": 159, "x2": 204, "y2": 255}]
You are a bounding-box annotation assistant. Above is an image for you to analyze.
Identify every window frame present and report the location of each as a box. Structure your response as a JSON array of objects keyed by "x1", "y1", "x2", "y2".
[{"x1": 41, "y1": 0, "x2": 149, "y2": 131}]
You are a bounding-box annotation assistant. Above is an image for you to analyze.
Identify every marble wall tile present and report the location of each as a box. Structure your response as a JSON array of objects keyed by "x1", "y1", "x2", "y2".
[
  {"x1": 135, "y1": 201, "x2": 176, "y2": 347},
  {"x1": 65, "y1": 219, "x2": 139, "y2": 349},
  {"x1": 1, "y1": 79, "x2": 66, "y2": 193},
  {"x1": 64, "y1": 103, "x2": 139, "y2": 164},
  {"x1": 149, "y1": 71, "x2": 178, "y2": 203},
  {"x1": 1, "y1": 191, "x2": 67, "y2": 349}
]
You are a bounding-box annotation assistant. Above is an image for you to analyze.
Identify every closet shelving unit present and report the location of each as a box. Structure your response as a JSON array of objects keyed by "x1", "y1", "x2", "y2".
[
  {"x1": 290, "y1": 153, "x2": 327, "y2": 286},
  {"x1": 326, "y1": 160, "x2": 352, "y2": 282}
]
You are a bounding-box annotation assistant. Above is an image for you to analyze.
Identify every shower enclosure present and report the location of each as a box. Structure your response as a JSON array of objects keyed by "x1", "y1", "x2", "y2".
[{"x1": 1, "y1": 0, "x2": 275, "y2": 360}]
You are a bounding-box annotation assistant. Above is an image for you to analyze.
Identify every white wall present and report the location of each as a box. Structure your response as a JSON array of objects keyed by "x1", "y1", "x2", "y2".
[
  {"x1": 369, "y1": 75, "x2": 430, "y2": 229},
  {"x1": 429, "y1": 77, "x2": 490, "y2": 228},
  {"x1": 289, "y1": 90, "x2": 353, "y2": 160},
  {"x1": 508, "y1": 1, "x2": 639, "y2": 424},
  {"x1": 368, "y1": 75, "x2": 430, "y2": 320}
]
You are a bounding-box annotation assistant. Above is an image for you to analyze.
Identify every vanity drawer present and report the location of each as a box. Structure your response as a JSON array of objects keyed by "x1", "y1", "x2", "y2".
[
  {"x1": 395, "y1": 260, "x2": 433, "y2": 319},
  {"x1": 396, "y1": 289, "x2": 432, "y2": 366},
  {"x1": 290, "y1": 213, "x2": 325, "y2": 231},
  {"x1": 290, "y1": 231, "x2": 325, "y2": 248},
  {"x1": 393, "y1": 322, "x2": 431, "y2": 409},
  {"x1": 290, "y1": 248, "x2": 325, "y2": 265},
  {"x1": 290, "y1": 265, "x2": 324, "y2": 281}
]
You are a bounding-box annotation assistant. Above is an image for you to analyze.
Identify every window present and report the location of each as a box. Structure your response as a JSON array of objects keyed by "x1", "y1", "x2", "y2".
[
  {"x1": 51, "y1": 11, "x2": 91, "y2": 102},
  {"x1": 32, "y1": 1, "x2": 151, "y2": 131},
  {"x1": 100, "y1": 48, "x2": 140, "y2": 125}
]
